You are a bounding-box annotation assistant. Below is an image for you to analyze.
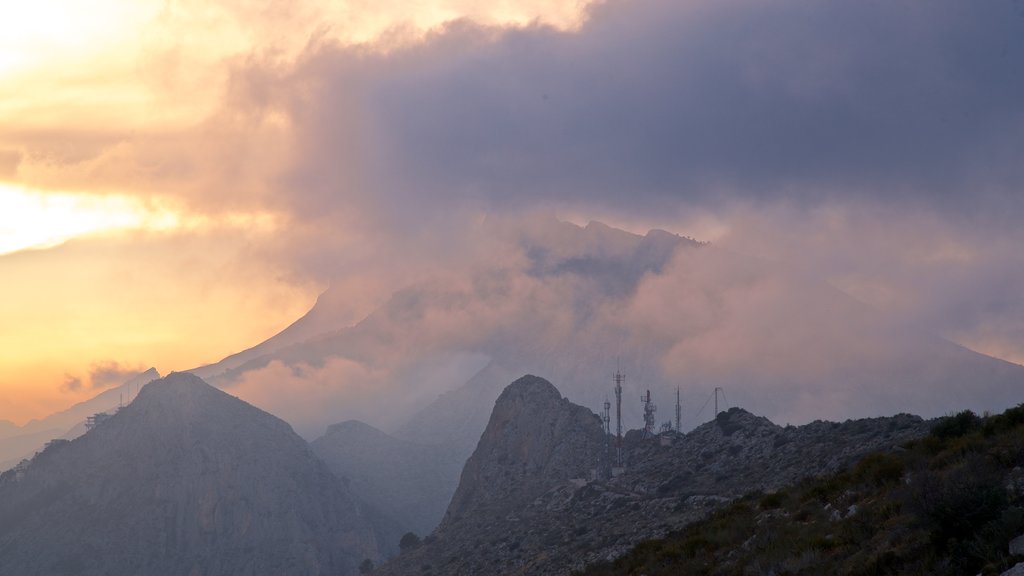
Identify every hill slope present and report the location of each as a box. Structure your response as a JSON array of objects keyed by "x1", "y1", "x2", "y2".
[{"x1": 581, "y1": 407, "x2": 1024, "y2": 576}]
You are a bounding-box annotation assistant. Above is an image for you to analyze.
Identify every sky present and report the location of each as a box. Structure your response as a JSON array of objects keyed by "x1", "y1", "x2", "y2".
[{"x1": 1, "y1": 0, "x2": 1023, "y2": 425}]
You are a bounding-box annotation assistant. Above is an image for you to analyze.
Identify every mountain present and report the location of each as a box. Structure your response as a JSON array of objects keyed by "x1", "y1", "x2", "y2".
[
  {"x1": 393, "y1": 360, "x2": 516, "y2": 454},
  {"x1": 0, "y1": 372, "x2": 381, "y2": 576},
  {"x1": 380, "y1": 376, "x2": 931, "y2": 576},
  {"x1": 0, "y1": 368, "x2": 161, "y2": 471},
  {"x1": 183, "y1": 219, "x2": 1024, "y2": 449},
  {"x1": 311, "y1": 419, "x2": 464, "y2": 537},
  {"x1": 0, "y1": 420, "x2": 17, "y2": 439}
]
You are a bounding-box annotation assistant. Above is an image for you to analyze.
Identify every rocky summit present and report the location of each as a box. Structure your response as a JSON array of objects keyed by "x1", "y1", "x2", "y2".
[
  {"x1": 0, "y1": 372, "x2": 381, "y2": 576},
  {"x1": 443, "y1": 374, "x2": 609, "y2": 527},
  {"x1": 380, "y1": 378, "x2": 931, "y2": 576}
]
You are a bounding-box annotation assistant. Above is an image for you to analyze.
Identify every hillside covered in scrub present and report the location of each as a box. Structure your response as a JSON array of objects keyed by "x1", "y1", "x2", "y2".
[{"x1": 579, "y1": 406, "x2": 1024, "y2": 576}]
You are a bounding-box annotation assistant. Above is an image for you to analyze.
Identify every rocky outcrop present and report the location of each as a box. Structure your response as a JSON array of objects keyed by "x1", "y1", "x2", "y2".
[
  {"x1": 380, "y1": 380, "x2": 930, "y2": 576},
  {"x1": 443, "y1": 375, "x2": 608, "y2": 526},
  {"x1": 0, "y1": 372, "x2": 381, "y2": 576},
  {"x1": 311, "y1": 419, "x2": 464, "y2": 537}
]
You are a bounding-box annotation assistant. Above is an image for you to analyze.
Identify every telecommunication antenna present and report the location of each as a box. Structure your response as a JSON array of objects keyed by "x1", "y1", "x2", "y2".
[
  {"x1": 675, "y1": 387, "x2": 682, "y2": 432},
  {"x1": 601, "y1": 397, "x2": 611, "y2": 436},
  {"x1": 641, "y1": 389, "x2": 657, "y2": 439},
  {"x1": 613, "y1": 364, "x2": 625, "y2": 467}
]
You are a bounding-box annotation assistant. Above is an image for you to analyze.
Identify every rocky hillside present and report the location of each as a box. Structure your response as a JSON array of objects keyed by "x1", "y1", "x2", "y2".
[
  {"x1": 582, "y1": 407, "x2": 1024, "y2": 576},
  {"x1": 311, "y1": 419, "x2": 464, "y2": 537},
  {"x1": 0, "y1": 372, "x2": 382, "y2": 576},
  {"x1": 380, "y1": 377, "x2": 930, "y2": 576}
]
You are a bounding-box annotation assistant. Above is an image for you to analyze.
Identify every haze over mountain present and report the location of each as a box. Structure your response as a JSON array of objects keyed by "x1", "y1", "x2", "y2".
[
  {"x1": 0, "y1": 372, "x2": 382, "y2": 576},
  {"x1": 311, "y1": 420, "x2": 464, "y2": 537},
  {"x1": 0, "y1": 368, "x2": 160, "y2": 471},
  {"x1": 182, "y1": 219, "x2": 1023, "y2": 449}
]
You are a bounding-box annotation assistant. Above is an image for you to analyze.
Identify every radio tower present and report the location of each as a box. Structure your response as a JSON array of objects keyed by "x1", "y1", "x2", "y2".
[
  {"x1": 601, "y1": 397, "x2": 611, "y2": 469},
  {"x1": 675, "y1": 387, "x2": 682, "y2": 432},
  {"x1": 641, "y1": 390, "x2": 657, "y2": 439},
  {"x1": 614, "y1": 367, "x2": 624, "y2": 467}
]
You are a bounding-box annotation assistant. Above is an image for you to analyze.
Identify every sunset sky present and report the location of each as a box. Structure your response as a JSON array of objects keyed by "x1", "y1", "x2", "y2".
[{"x1": 2, "y1": 0, "x2": 1023, "y2": 425}]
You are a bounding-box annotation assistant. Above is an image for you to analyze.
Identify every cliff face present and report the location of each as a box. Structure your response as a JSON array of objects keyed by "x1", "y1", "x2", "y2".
[
  {"x1": 380, "y1": 379, "x2": 931, "y2": 576},
  {"x1": 443, "y1": 374, "x2": 608, "y2": 526},
  {"x1": 0, "y1": 372, "x2": 381, "y2": 576}
]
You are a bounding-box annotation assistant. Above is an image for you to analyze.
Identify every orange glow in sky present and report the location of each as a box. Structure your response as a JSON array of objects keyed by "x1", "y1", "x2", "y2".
[{"x1": 0, "y1": 0, "x2": 592, "y2": 424}]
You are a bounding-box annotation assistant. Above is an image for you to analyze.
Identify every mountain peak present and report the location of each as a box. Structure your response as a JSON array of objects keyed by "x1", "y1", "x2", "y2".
[
  {"x1": 443, "y1": 375, "x2": 606, "y2": 525},
  {"x1": 494, "y1": 374, "x2": 563, "y2": 406},
  {"x1": 136, "y1": 370, "x2": 211, "y2": 398}
]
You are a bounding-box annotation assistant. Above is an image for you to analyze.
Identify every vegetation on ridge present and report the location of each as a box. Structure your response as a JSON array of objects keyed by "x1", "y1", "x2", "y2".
[{"x1": 578, "y1": 405, "x2": 1024, "y2": 576}]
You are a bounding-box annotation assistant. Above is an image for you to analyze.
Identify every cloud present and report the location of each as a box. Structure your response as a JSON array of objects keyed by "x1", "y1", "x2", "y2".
[
  {"x1": 273, "y1": 0, "x2": 1024, "y2": 229},
  {"x1": 88, "y1": 361, "x2": 146, "y2": 390},
  {"x1": 61, "y1": 374, "x2": 83, "y2": 393},
  {"x1": 6, "y1": 0, "x2": 1024, "y2": 427},
  {"x1": 216, "y1": 220, "x2": 1023, "y2": 435}
]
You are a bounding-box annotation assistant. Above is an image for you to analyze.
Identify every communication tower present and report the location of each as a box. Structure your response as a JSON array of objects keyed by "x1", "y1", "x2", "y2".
[
  {"x1": 675, "y1": 387, "x2": 682, "y2": 432},
  {"x1": 641, "y1": 389, "x2": 657, "y2": 439},
  {"x1": 601, "y1": 398, "x2": 611, "y2": 436},
  {"x1": 614, "y1": 367, "x2": 624, "y2": 466}
]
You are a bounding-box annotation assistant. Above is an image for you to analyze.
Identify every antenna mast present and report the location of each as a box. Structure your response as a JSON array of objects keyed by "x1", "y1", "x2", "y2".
[
  {"x1": 675, "y1": 387, "x2": 681, "y2": 432},
  {"x1": 641, "y1": 389, "x2": 657, "y2": 439},
  {"x1": 601, "y1": 397, "x2": 611, "y2": 469},
  {"x1": 602, "y1": 397, "x2": 611, "y2": 436},
  {"x1": 614, "y1": 365, "x2": 624, "y2": 467}
]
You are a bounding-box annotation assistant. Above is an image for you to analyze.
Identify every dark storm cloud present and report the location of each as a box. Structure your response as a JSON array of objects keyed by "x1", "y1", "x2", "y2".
[{"x1": 283, "y1": 0, "x2": 1024, "y2": 222}]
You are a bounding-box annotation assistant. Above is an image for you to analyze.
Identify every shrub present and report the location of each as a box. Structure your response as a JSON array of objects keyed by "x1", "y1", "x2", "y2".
[
  {"x1": 853, "y1": 453, "x2": 905, "y2": 487},
  {"x1": 931, "y1": 411, "x2": 982, "y2": 440},
  {"x1": 399, "y1": 532, "x2": 422, "y2": 552}
]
